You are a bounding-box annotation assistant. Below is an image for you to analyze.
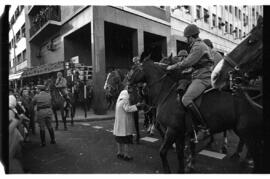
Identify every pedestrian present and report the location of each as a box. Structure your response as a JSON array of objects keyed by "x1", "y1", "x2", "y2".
[
  {"x1": 203, "y1": 39, "x2": 223, "y2": 69},
  {"x1": 166, "y1": 24, "x2": 213, "y2": 140},
  {"x1": 32, "y1": 85, "x2": 56, "y2": 147},
  {"x1": 113, "y1": 86, "x2": 145, "y2": 161}
]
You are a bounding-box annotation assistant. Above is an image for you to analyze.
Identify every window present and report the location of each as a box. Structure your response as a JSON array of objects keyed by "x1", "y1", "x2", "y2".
[
  {"x1": 21, "y1": 24, "x2": 25, "y2": 38},
  {"x1": 225, "y1": 21, "x2": 228, "y2": 32},
  {"x1": 229, "y1": 5, "x2": 232, "y2": 13},
  {"x1": 22, "y1": 50, "x2": 26, "y2": 61},
  {"x1": 212, "y1": 14, "x2": 216, "y2": 27},
  {"x1": 235, "y1": 27, "x2": 238, "y2": 38},
  {"x1": 218, "y1": 17, "x2": 222, "y2": 29},
  {"x1": 184, "y1": 6, "x2": 191, "y2": 14},
  {"x1": 230, "y1": 24, "x2": 233, "y2": 34},
  {"x1": 253, "y1": 24, "x2": 255, "y2": 29},
  {"x1": 225, "y1": 6, "x2": 228, "y2": 10},
  {"x1": 244, "y1": 32, "x2": 246, "y2": 38},
  {"x1": 243, "y1": 13, "x2": 245, "y2": 23},
  {"x1": 15, "y1": 31, "x2": 20, "y2": 43},
  {"x1": 239, "y1": 10, "x2": 241, "y2": 19},
  {"x1": 239, "y1": 29, "x2": 242, "y2": 38},
  {"x1": 196, "y1": 5, "x2": 201, "y2": 19},
  {"x1": 252, "y1": 8, "x2": 255, "y2": 16},
  {"x1": 256, "y1": 12, "x2": 259, "y2": 19},
  {"x1": 204, "y1": 9, "x2": 209, "y2": 23},
  {"x1": 235, "y1": 7, "x2": 238, "y2": 17},
  {"x1": 246, "y1": 16, "x2": 249, "y2": 26}
]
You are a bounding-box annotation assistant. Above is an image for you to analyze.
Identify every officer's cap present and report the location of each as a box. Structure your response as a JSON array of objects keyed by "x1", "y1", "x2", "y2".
[{"x1": 37, "y1": 85, "x2": 46, "y2": 90}]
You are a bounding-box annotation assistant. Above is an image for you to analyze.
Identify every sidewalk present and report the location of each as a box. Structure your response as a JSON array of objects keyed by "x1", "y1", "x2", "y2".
[
  {"x1": 55, "y1": 108, "x2": 115, "y2": 122},
  {"x1": 54, "y1": 108, "x2": 145, "y2": 123}
]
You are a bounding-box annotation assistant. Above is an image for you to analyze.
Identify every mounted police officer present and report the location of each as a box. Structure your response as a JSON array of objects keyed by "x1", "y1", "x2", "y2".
[
  {"x1": 55, "y1": 71, "x2": 70, "y2": 106},
  {"x1": 32, "y1": 85, "x2": 56, "y2": 146},
  {"x1": 166, "y1": 24, "x2": 213, "y2": 139},
  {"x1": 203, "y1": 39, "x2": 223, "y2": 69}
]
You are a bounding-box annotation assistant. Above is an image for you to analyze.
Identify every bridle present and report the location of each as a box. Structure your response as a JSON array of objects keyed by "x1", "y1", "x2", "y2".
[{"x1": 223, "y1": 30, "x2": 262, "y2": 110}]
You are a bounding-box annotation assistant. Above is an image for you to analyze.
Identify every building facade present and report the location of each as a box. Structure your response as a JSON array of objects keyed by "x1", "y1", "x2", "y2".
[
  {"x1": 9, "y1": 5, "x2": 29, "y2": 81},
  {"x1": 22, "y1": 5, "x2": 263, "y2": 114}
]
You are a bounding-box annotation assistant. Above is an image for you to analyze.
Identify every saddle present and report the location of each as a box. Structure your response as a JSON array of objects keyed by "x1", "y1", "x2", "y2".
[{"x1": 176, "y1": 79, "x2": 214, "y2": 108}]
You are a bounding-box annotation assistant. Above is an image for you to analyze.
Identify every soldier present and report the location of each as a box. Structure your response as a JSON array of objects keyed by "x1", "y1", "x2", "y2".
[
  {"x1": 32, "y1": 85, "x2": 56, "y2": 146},
  {"x1": 166, "y1": 24, "x2": 213, "y2": 139},
  {"x1": 55, "y1": 71, "x2": 70, "y2": 105},
  {"x1": 203, "y1": 39, "x2": 223, "y2": 69}
]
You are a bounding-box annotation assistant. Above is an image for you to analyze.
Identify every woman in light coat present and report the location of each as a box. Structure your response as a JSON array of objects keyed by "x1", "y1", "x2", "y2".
[{"x1": 113, "y1": 87, "x2": 143, "y2": 161}]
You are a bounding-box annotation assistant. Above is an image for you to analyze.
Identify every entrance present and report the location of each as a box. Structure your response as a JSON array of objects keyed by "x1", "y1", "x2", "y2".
[
  {"x1": 144, "y1": 31, "x2": 167, "y2": 62},
  {"x1": 64, "y1": 23, "x2": 92, "y2": 66},
  {"x1": 104, "y1": 22, "x2": 136, "y2": 72}
]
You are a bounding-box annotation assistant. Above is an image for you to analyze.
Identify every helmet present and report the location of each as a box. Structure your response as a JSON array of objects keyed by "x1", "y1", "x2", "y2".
[
  {"x1": 57, "y1": 72, "x2": 63, "y2": 77},
  {"x1": 203, "y1": 39, "x2": 213, "y2": 48},
  {"x1": 37, "y1": 85, "x2": 46, "y2": 90},
  {"x1": 132, "y1": 56, "x2": 140, "y2": 63},
  {"x1": 177, "y1": 50, "x2": 188, "y2": 57},
  {"x1": 184, "y1": 24, "x2": 200, "y2": 37}
]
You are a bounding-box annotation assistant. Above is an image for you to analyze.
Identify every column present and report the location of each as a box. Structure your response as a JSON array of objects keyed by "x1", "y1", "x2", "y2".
[
  {"x1": 132, "y1": 29, "x2": 144, "y2": 58},
  {"x1": 91, "y1": 6, "x2": 107, "y2": 114}
]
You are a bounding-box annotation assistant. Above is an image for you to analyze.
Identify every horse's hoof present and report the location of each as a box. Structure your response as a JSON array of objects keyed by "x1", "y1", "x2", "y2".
[
  {"x1": 230, "y1": 153, "x2": 240, "y2": 160},
  {"x1": 221, "y1": 147, "x2": 227, "y2": 154}
]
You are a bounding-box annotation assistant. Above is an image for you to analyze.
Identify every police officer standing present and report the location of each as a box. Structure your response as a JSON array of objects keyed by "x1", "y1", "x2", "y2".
[
  {"x1": 166, "y1": 24, "x2": 213, "y2": 139},
  {"x1": 32, "y1": 85, "x2": 56, "y2": 147}
]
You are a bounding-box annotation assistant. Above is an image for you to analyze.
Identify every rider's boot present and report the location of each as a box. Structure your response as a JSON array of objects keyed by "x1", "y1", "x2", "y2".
[
  {"x1": 48, "y1": 128, "x2": 56, "y2": 144},
  {"x1": 187, "y1": 101, "x2": 210, "y2": 141},
  {"x1": 40, "y1": 129, "x2": 46, "y2": 147}
]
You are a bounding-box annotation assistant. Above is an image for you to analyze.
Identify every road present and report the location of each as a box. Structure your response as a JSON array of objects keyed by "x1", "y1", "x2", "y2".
[{"x1": 20, "y1": 118, "x2": 253, "y2": 173}]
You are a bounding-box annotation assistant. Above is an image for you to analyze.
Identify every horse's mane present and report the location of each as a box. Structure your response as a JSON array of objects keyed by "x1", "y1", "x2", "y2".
[{"x1": 144, "y1": 58, "x2": 188, "y2": 82}]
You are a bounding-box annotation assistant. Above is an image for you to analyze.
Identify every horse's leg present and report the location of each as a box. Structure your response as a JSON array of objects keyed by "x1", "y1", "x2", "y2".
[
  {"x1": 245, "y1": 138, "x2": 263, "y2": 173},
  {"x1": 159, "y1": 127, "x2": 176, "y2": 173},
  {"x1": 175, "y1": 133, "x2": 185, "y2": 173},
  {"x1": 53, "y1": 109, "x2": 59, "y2": 130},
  {"x1": 133, "y1": 111, "x2": 140, "y2": 144},
  {"x1": 70, "y1": 105, "x2": 74, "y2": 126},
  {"x1": 61, "y1": 108, "x2": 67, "y2": 130},
  {"x1": 221, "y1": 131, "x2": 228, "y2": 154},
  {"x1": 155, "y1": 121, "x2": 165, "y2": 140},
  {"x1": 231, "y1": 135, "x2": 245, "y2": 160}
]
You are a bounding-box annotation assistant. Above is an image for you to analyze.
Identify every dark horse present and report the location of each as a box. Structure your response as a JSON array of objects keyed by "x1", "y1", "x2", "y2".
[
  {"x1": 73, "y1": 79, "x2": 94, "y2": 114},
  {"x1": 46, "y1": 78, "x2": 75, "y2": 130},
  {"x1": 104, "y1": 69, "x2": 129, "y2": 109},
  {"x1": 128, "y1": 36, "x2": 263, "y2": 173}
]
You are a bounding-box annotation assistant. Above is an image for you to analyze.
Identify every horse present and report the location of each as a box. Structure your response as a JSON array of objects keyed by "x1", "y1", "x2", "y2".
[
  {"x1": 127, "y1": 52, "x2": 263, "y2": 173},
  {"x1": 160, "y1": 54, "x2": 229, "y2": 154},
  {"x1": 46, "y1": 78, "x2": 75, "y2": 130},
  {"x1": 73, "y1": 79, "x2": 94, "y2": 114},
  {"x1": 211, "y1": 16, "x2": 263, "y2": 170},
  {"x1": 104, "y1": 69, "x2": 129, "y2": 109}
]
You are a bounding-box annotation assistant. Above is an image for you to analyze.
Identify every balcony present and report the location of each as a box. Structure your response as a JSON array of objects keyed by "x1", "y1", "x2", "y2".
[
  {"x1": 29, "y1": 6, "x2": 61, "y2": 44},
  {"x1": 127, "y1": 6, "x2": 170, "y2": 22}
]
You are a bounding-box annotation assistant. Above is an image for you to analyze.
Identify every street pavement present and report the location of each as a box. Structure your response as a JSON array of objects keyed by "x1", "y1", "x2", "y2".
[{"x1": 19, "y1": 112, "x2": 253, "y2": 174}]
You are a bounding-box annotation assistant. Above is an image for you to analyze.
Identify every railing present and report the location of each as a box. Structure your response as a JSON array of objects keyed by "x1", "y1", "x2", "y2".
[{"x1": 30, "y1": 6, "x2": 61, "y2": 37}]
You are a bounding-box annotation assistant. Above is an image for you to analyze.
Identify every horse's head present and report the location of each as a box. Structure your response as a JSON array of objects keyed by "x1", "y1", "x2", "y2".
[{"x1": 211, "y1": 16, "x2": 263, "y2": 89}]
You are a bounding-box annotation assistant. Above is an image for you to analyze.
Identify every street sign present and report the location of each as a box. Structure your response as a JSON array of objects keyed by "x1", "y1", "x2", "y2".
[{"x1": 71, "y1": 56, "x2": 79, "y2": 64}]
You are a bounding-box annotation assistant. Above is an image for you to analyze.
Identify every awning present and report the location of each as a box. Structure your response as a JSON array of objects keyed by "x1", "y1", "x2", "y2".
[
  {"x1": 21, "y1": 61, "x2": 64, "y2": 78},
  {"x1": 9, "y1": 71, "x2": 24, "y2": 81}
]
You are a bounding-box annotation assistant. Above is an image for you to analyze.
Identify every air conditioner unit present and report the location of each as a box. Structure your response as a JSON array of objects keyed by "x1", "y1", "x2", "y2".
[{"x1": 47, "y1": 42, "x2": 56, "y2": 51}]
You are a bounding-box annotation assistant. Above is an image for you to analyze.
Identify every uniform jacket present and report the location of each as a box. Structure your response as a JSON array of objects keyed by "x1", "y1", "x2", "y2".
[
  {"x1": 55, "y1": 77, "x2": 67, "y2": 88},
  {"x1": 210, "y1": 49, "x2": 223, "y2": 68},
  {"x1": 32, "y1": 91, "x2": 53, "y2": 120},
  {"x1": 113, "y1": 90, "x2": 138, "y2": 136},
  {"x1": 170, "y1": 38, "x2": 213, "y2": 79}
]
